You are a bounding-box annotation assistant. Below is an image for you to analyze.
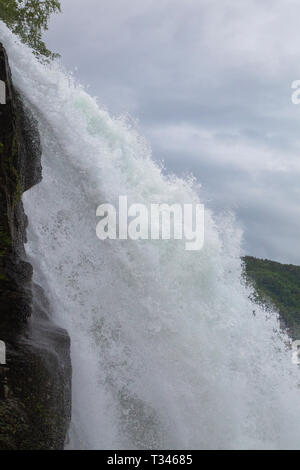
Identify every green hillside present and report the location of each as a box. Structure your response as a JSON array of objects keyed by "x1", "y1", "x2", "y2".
[{"x1": 243, "y1": 256, "x2": 300, "y2": 339}]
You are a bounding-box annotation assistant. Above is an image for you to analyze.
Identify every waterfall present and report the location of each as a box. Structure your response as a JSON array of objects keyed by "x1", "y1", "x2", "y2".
[{"x1": 2, "y1": 23, "x2": 300, "y2": 450}]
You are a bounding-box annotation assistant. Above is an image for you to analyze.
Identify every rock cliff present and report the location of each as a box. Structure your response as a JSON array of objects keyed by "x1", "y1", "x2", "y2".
[{"x1": 0, "y1": 43, "x2": 71, "y2": 450}]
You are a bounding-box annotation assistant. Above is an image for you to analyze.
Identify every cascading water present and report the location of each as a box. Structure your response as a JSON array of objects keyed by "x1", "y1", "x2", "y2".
[{"x1": 2, "y1": 23, "x2": 300, "y2": 450}]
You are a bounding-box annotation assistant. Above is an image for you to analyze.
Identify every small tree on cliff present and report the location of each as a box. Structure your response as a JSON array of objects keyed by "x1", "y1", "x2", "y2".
[{"x1": 0, "y1": 0, "x2": 61, "y2": 59}]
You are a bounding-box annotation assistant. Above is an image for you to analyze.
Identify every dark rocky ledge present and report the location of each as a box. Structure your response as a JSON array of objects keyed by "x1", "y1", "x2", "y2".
[{"x1": 0, "y1": 43, "x2": 71, "y2": 450}]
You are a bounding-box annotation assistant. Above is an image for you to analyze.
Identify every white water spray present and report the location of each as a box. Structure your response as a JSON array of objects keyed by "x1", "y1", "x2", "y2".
[{"x1": 2, "y1": 24, "x2": 300, "y2": 450}]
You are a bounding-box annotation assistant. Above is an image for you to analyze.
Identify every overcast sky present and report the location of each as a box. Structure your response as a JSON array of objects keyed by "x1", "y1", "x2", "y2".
[{"x1": 45, "y1": 0, "x2": 300, "y2": 264}]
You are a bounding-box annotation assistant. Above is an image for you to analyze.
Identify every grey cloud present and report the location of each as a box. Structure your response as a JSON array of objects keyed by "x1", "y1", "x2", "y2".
[{"x1": 45, "y1": 0, "x2": 300, "y2": 263}]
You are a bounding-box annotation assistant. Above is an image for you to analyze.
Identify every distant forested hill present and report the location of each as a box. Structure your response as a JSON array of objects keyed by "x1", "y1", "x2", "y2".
[{"x1": 243, "y1": 256, "x2": 300, "y2": 339}]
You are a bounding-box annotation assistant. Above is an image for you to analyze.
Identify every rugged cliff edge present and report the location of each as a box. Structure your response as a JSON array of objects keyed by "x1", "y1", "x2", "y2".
[{"x1": 0, "y1": 43, "x2": 71, "y2": 450}]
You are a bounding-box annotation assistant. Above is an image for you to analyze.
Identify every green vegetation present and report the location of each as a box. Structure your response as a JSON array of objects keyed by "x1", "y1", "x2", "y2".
[
  {"x1": 0, "y1": 0, "x2": 61, "y2": 59},
  {"x1": 0, "y1": 134, "x2": 21, "y2": 261},
  {"x1": 243, "y1": 256, "x2": 300, "y2": 339}
]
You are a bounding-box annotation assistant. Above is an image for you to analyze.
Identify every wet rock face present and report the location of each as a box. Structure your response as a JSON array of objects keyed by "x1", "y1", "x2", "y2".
[{"x1": 0, "y1": 43, "x2": 71, "y2": 450}]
